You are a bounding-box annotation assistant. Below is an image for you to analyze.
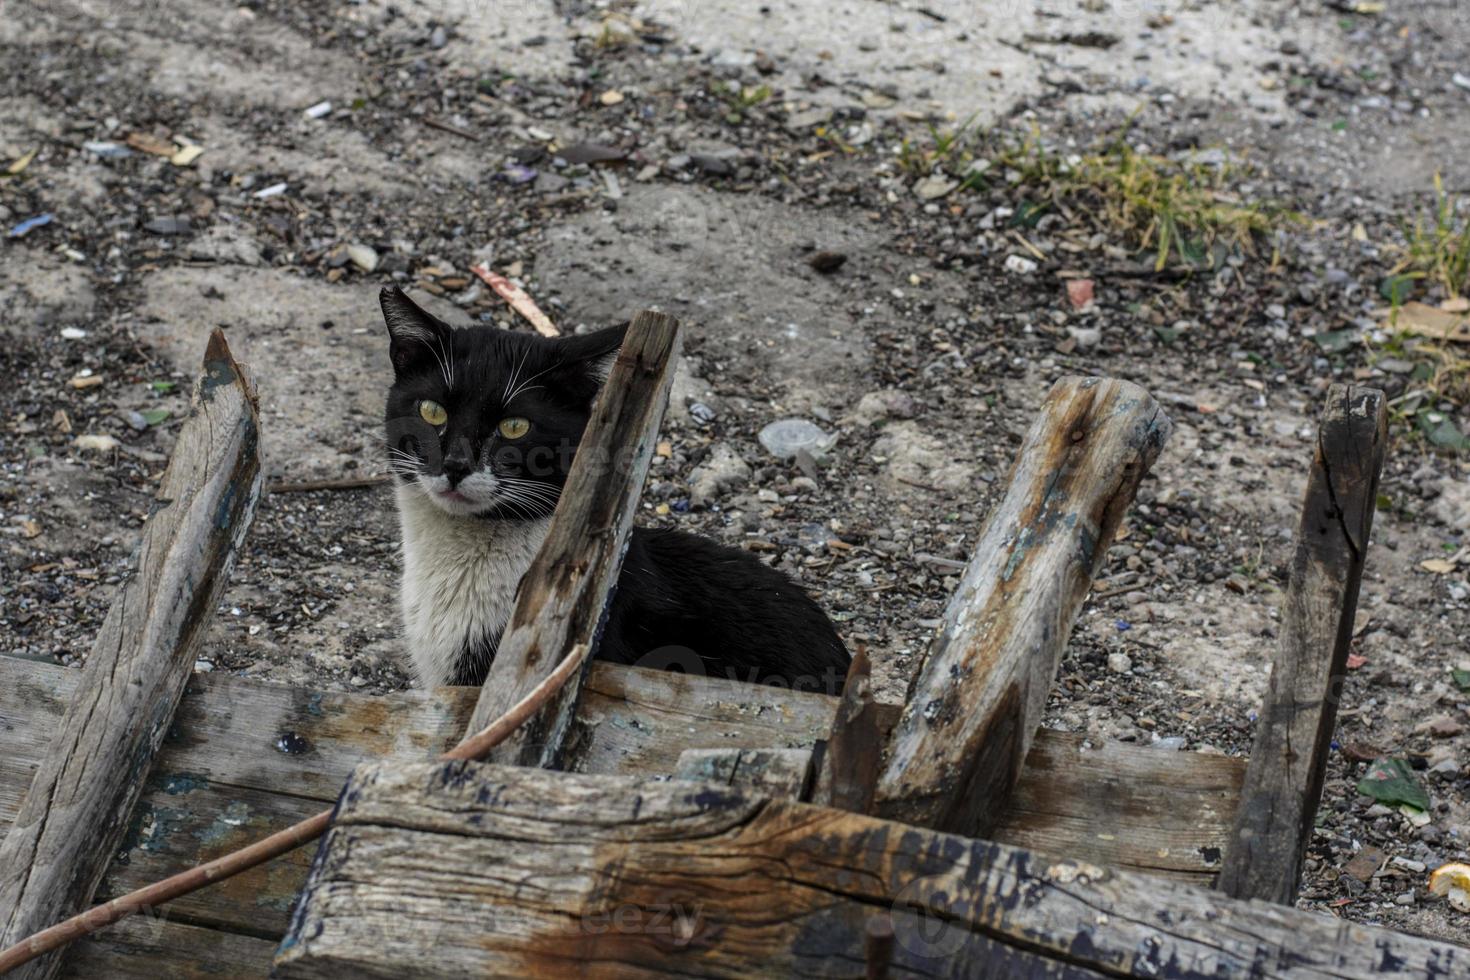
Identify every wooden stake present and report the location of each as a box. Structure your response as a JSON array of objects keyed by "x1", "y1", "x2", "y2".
[
  {"x1": 1218, "y1": 385, "x2": 1388, "y2": 904},
  {"x1": 873, "y1": 377, "x2": 1171, "y2": 836},
  {"x1": 466, "y1": 311, "x2": 680, "y2": 768},
  {"x1": 0, "y1": 331, "x2": 263, "y2": 980}
]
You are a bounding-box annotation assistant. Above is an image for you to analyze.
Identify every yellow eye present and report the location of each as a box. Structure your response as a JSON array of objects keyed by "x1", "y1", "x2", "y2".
[
  {"x1": 418, "y1": 400, "x2": 447, "y2": 426},
  {"x1": 497, "y1": 417, "x2": 530, "y2": 440}
]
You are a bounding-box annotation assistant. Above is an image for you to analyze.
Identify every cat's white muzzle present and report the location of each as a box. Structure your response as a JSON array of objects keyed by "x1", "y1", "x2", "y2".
[{"x1": 417, "y1": 470, "x2": 500, "y2": 516}]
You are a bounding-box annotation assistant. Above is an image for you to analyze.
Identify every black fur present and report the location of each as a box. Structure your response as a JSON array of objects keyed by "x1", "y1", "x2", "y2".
[{"x1": 381, "y1": 287, "x2": 850, "y2": 692}]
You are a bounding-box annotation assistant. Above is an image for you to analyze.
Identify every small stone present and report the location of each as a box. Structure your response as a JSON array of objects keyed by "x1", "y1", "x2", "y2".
[
  {"x1": 1107, "y1": 652, "x2": 1132, "y2": 674},
  {"x1": 144, "y1": 216, "x2": 190, "y2": 235},
  {"x1": 807, "y1": 250, "x2": 847, "y2": 273},
  {"x1": 1394, "y1": 890, "x2": 1417, "y2": 906},
  {"x1": 688, "y1": 444, "x2": 752, "y2": 508},
  {"x1": 429, "y1": 25, "x2": 448, "y2": 48},
  {"x1": 599, "y1": 89, "x2": 625, "y2": 106},
  {"x1": 915, "y1": 175, "x2": 958, "y2": 200},
  {"x1": 346, "y1": 244, "x2": 379, "y2": 272},
  {"x1": 1344, "y1": 845, "x2": 1386, "y2": 882},
  {"x1": 1067, "y1": 326, "x2": 1101, "y2": 350},
  {"x1": 690, "y1": 153, "x2": 733, "y2": 176},
  {"x1": 60, "y1": 327, "x2": 87, "y2": 340},
  {"x1": 303, "y1": 100, "x2": 332, "y2": 119},
  {"x1": 1005, "y1": 254, "x2": 1038, "y2": 275}
]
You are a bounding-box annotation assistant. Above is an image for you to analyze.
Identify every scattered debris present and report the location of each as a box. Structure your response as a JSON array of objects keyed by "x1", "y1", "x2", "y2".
[
  {"x1": 469, "y1": 263, "x2": 559, "y2": 336},
  {"x1": 1429, "y1": 863, "x2": 1470, "y2": 912},
  {"x1": 8, "y1": 213, "x2": 53, "y2": 238},
  {"x1": 757, "y1": 418, "x2": 835, "y2": 461},
  {"x1": 1357, "y1": 758, "x2": 1430, "y2": 813}
]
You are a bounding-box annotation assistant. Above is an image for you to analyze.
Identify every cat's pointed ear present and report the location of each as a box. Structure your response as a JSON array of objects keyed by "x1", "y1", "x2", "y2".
[
  {"x1": 556, "y1": 322, "x2": 627, "y2": 397},
  {"x1": 380, "y1": 286, "x2": 449, "y2": 375}
]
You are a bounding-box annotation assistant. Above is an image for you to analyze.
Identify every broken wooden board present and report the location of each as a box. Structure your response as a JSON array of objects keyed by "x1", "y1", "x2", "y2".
[
  {"x1": 1219, "y1": 386, "x2": 1389, "y2": 904},
  {"x1": 1, "y1": 654, "x2": 1251, "y2": 962},
  {"x1": 470, "y1": 311, "x2": 681, "y2": 768},
  {"x1": 874, "y1": 377, "x2": 1171, "y2": 838},
  {"x1": 276, "y1": 760, "x2": 1465, "y2": 979},
  {"x1": 0, "y1": 332, "x2": 263, "y2": 980}
]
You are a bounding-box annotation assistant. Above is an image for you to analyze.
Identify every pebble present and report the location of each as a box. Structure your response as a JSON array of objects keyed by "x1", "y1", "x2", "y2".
[
  {"x1": 915, "y1": 175, "x2": 958, "y2": 200},
  {"x1": 688, "y1": 444, "x2": 752, "y2": 508},
  {"x1": 1107, "y1": 652, "x2": 1133, "y2": 674},
  {"x1": 144, "y1": 216, "x2": 190, "y2": 235},
  {"x1": 346, "y1": 244, "x2": 379, "y2": 272}
]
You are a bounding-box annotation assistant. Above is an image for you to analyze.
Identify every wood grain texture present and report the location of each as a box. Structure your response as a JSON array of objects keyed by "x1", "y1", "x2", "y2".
[
  {"x1": 0, "y1": 331, "x2": 262, "y2": 980},
  {"x1": 277, "y1": 760, "x2": 1465, "y2": 979},
  {"x1": 990, "y1": 735, "x2": 1245, "y2": 884},
  {"x1": 1219, "y1": 385, "x2": 1388, "y2": 905},
  {"x1": 468, "y1": 311, "x2": 681, "y2": 769},
  {"x1": 815, "y1": 648, "x2": 883, "y2": 812},
  {"x1": 874, "y1": 377, "x2": 1171, "y2": 837},
  {"x1": 60, "y1": 915, "x2": 275, "y2": 979},
  {"x1": 673, "y1": 748, "x2": 814, "y2": 799},
  {"x1": 2, "y1": 656, "x2": 1252, "y2": 923}
]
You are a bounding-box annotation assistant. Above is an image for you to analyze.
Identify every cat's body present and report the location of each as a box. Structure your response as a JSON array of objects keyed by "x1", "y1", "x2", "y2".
[{"x1": 381, "y1": 287, "x2": 850, "y2": 692}]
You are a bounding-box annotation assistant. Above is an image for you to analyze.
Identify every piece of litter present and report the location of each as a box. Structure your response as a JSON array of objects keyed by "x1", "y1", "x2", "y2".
[
  {"x1": 73, "y1": 434, "x2": 120, "y2": 452},
  {"x1": 1422, "y1": 558, "x2": 1457, "y2": 574},
  {"x1": 9, "y1": 213, "x2": 53, "y2": 238},
  {"x1": 60, "y1": 327, "x2": 87, "y2": 340},
  {"x1": 6, "y1": 148, "x2": 36, "y2": 175},
  {"x1": 304, "y1": 100, "x2": 333, "y2": 119},
  {"x1": 1430, "y1": 863, "x2": 1470, "y2": 912},
  {"x1": 82, "y1": 141, "x2": 132, "y2": 159},
  {"x1": 1357, "y1": 757, "x2": 1430, "y2": 812},
  {"x1": 1005, "y1": 254, "x2": 1038, "y2": 275},
  {"x1": 599, "y1": 90, "x2": 625, "y2": 106},
  {"x1": 170, "y1": 144, "x2": 205, "y2": 167},
  {"x1": 253, "y1": 182, "x2": 288, "y2": 199},
  {"x1": 69, "y1": 373, "x2": 103, "y2": 389},
  {"x1": 469, "y1": 263, "x2": 559, "y2": 337}
]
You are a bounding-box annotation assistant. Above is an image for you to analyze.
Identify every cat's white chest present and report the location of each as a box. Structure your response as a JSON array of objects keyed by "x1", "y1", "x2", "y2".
[{"x1": 395, "y1": 486, "x2": 550, "y2": 687}]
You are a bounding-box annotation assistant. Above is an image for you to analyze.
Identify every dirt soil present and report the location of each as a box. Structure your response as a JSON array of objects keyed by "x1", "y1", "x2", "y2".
[{"x1": 2, "y1": 0, "x2": 1468, "y2": 947}]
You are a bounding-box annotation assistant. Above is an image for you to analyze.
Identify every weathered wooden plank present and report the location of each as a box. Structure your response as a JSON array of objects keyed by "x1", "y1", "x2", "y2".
[
  {"x1": 569, "y1": 662, "x2": 874, "y2": 776},
  {"x1": 990, "y1": 735, "x2": 1245, "y2": 884},
  {"x1": 0, "y1": 331, "x2": 263, "y2": 980},
  {"x1": 674, "y1": 748, "x2": 814, "y2": 799},
  {"x1": 468, "y1": 311, "x2": 681, "y2": 769},
  {"x1": 1219, "y1": 386, "x2": 1388, "y2": 905},
  {"x1": 277, "y1": 761, "x2": 1466, "y2": 979},
  {"x1": 874, "y1": 377, "x2": 1171, "y2": 837},
  {"x1": 94, "y1": 777, "x2": 320, "y2": 937},
  {"x1": 0, "y1": 660, "x2": 74, "y2": 841},
  {"x1": 61, "y1": 916, "x2": 274, "y2": 979},
  {"x1": 1, "y1": 657, "x2": 1251, "y2": 895}
]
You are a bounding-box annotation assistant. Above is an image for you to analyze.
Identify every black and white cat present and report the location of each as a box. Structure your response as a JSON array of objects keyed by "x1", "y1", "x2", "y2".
[{"x1": 380, "y1": 286, "x2": 851, "y2": 691}]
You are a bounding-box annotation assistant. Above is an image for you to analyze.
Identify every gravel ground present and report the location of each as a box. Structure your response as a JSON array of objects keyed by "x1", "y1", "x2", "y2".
[{"x1": 1, "y1": 0, "x2": 1467, "y2": 947}]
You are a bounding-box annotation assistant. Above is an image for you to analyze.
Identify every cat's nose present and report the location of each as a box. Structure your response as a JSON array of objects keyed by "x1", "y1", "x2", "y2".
[{"x1": 442, "y1": 449, "x2": 473, "y2": 487}]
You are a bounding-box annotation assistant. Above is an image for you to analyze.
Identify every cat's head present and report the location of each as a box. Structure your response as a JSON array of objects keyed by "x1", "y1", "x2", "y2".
[{"x1": 380, "y1": 286, "x2": 624, "y2": 519}]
